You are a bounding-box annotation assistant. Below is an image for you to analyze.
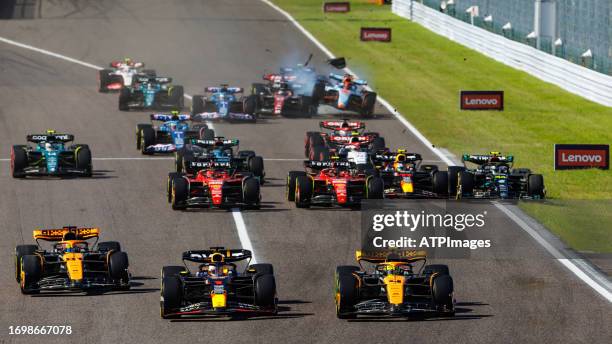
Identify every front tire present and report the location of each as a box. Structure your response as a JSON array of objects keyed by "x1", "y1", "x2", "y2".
[
  {"x1": 171, "y1": 177, "x2": 188, "y2": 210},
  {"x1": 286, "y1": 171, "x2": 307, "y2": 201},
  {"x1": 161, "y1": 276, "x2": 182, "y2": 318},
  {"x1": 11, "y1": 145, "x2": 28, "y2": 178},
  {"x1": 119, "y1": 87, "x2": 130, "y2": 111},
  {"x1": 295, "y1": 175, "x2": 312, "y2": 208}
]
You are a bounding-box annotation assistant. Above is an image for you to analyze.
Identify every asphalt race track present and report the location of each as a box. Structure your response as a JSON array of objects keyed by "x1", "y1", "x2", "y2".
[{"x1": 0, "y1": 1, "x2": 610, "y2": 343}]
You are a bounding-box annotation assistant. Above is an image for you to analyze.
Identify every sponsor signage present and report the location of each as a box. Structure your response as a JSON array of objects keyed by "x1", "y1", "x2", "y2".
[
  {"x1": 323, "y1": 2, "x2": 350, "y2": 13},
  {"x1": 360, "y1": 27, "x2": 392, "y2": 42},
  {"x1": 554, "y1": 144, "x2": 609, "y2": 170},
  {"x1": 460, "y1": 91, "x2": 504, "y2": 110}
]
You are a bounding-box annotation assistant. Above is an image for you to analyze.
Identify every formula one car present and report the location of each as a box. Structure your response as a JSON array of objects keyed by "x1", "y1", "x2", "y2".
[
  {"x1": 335, "y1": 250, "x2": 454, "y2": 318},
  {"x1": 191, "y1": 85, "x2": 257, "y2": 122},
  {"x1": 119, "y1": 76, "x2": 183, "y2": 111},
  {"x1": 373, "y1": 150, "x2": 448, "y2": 198},
  {"x1": 173, "y1": 138, "x2": 265, "y2": 183},
  {"x1": 304, "y1": 120, "x2": 385, "y2": 160},
  {"x1": 98, "y1": 58, "x2": 156, "y2": 92},
  {"x1": 160, "y1": 247, "x2": 277, "y2": 318},
  {"x1": 168, "y1": 161, "x2": 261, "y2": 210},
  {"x1": 320, "y1": 73, "x2": 377, "y2": 117},
  {"x1": 11, "y1": 130, "x2": 92, "y2": 178},
  {"x1": 454, "y1": 152, "x2": 545, "y2": 199},
  {"x1": 15, "y1": 226, "x2": 130, "y2": 294},
  {"x1": 286, "y1": 159, "x2": 384, "y2": 209},
  {"x1": 136, "y1": 112, "x2": 211, "y2": 155}
]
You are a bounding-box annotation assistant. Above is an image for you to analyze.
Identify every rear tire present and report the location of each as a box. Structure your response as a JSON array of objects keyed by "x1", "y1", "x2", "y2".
[
  {"x1": 98, "y1": 241, "x2": 121, "y2": 252},
  {"x1": 75, "y1": 146, "x2": 92, "y2": 177},
  {"x1": 161, "y1": 276, "x2": 182, "y2": 318},
  {"x1": 447, "y1": 166, "x2": 465, "y2": 196},
  {"x1": 295, "y1": 175, "x2": 312, "y2": 208},
  {"x1": 119, "y1": 87, "x2": 130, "y2": 111},
  {"x1": 140, "y1": 127, "x2": 156, "y2": 155},
  {"x1": 286, "y1": 171, "x2": 307, "y2": 201},
  {"x1": 11, "y1": 145, "x2": 28, "y2": 178},
  {"x1": 98, "y1": 69, "x2": 112, "y2": 92},
  {"x1": 20, "y1": 255, "x2": 42, "y2": 294},
  {"x1": 369, "y1": 137, "x2": 386, "y2": 152},
  {"x1": 254, "y1": 274, "x2": 276, "y2": 307},
  {"x1": 457, "y1": 171, "x2": 474, "y2": 199},
  {"x1": 108, "y1": 251, "x2": 129, "y2": 283},
  {"x1": 360, "y1": 92, "x2": 377, "y2": 117},
  {"x1": 248, "y1": 263, "x2": 274, "y2": 276},
  {"x1": 169, "y1": 85, "x2": 184, "y2": 110},
  {"x1": 243, "y1": 95, "x2": 257, "y2": 115},
  {"x1": 242, "y1": 177, "x2": 261, "y2": 207},
  {"x1": 432, "y1": 274, "x2": 454, "y2": 308},
  {"x1": 248, "y1": 156, "x2": 265, "y2": 181},
  {"x1": 136, "y1": 124, "x2": 152, "y2": 150},
  {"x1": 432, "y1": 171, "x2": 448, "y2": 195},
  {"x1": 15, "y1": 245, "x2": 37, "y2": 282},
  {"x1": 171, "y1": 177, "x2": 188, "y2": 210},
  {"x1": 191, "y1": 95, "x2": 205, "y2": 115},
  {"x1": 367, "y1": 177, "x2": 384, "y2": 199},
  {"x1": 424, "y1": 264, "x2": 450, "y2": 276},
  {"x1": 528, "y1": 174, "x2": 545, "y2": 198},
  {"x1": 336, "y1": 271, "x2": 358, "y2": 319},
  {"x1": 200, "y1": 128, "x2": 215, "y2": 140}
]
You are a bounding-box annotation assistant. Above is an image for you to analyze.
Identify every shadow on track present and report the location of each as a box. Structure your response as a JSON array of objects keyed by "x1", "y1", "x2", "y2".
[{"x1": 169, "y1": 299, "x2": 314, "y2": 322}]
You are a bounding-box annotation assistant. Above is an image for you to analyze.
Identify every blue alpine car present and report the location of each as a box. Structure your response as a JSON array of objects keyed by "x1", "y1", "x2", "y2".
[
  {"x1": 191, "y1": 85, "x2": 256, "y2": 122},
  {"x1": 136, "y1": 112, "x2": 213, "y2": 155}
]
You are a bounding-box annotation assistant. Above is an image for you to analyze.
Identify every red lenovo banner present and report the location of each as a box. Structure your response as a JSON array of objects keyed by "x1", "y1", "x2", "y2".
[
  {"x1": 460, "y1": 91, "x2": 504, "y2": 110},
  {"x1": 323, "y1": 2, "x2": 350, "y2": 13},
  {"x1": 360, "y1": 27, "x2": 392, "y2": 42},
  {"x1": 554, "y1": 144, "x2": 609, "y2": 170}
]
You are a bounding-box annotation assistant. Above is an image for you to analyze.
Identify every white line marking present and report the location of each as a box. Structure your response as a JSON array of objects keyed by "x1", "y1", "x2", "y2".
[
  {"x1": 262, "y1": 0, "x2": 612, "y2": 303},
  {"x1": 232, "y1": 209, "x2": 257, "y2": 264},
  {"x1": 494, "y1": 203, "x2": 612, "y2": 302}
]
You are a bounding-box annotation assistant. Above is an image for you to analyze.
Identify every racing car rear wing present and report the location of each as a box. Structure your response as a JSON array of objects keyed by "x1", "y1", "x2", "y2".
[
  {"x1": 150, "y1": 113, "x2": 191, "y2": 122},
  {"x1": 205, "y1": 86, "x2": 243, "y2": 94},
  {"x1": 188, "y1": 161, "x2": 232, "y2": 170},
  {"x1": 320, "y1": 120, "x2": 365, "y2": 131},
  {"x1": 33, "y1": 227, "x2": 100, "y2": 241},
  {"x1": 373, "y1": 152, "x2": 422, "y2": 163},
  {"x1": 462, "y1": 154, "x2": 514, "y2": 164},
  {"x1": 182, "y1": 248, "x2": 252, "y2": 263},
  {"x1": 135, "y1": 76, "x2": 172, "y2": 84},
  {"x1": 304, "y1": 160, "x2": 351, "y2": 170},
  {"x1": 190, "y1": 138, "x2": 239, "y2": 147},
  {"x1": 27, "y1": 134, "x2": 74, "y2": 143},
  {"x1": 356, "y1": 250, "x2": 427, "y2": 263}
]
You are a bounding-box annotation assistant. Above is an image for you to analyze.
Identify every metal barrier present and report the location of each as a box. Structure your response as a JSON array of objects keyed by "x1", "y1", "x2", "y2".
[{"x1": 393, "y1": 0, "x2": 612, "y2": 107}]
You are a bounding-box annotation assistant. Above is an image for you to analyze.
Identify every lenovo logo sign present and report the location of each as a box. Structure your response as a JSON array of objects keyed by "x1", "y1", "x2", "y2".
[
  {"x1": 460, "y1": 91, "x2": 504, "y2": 110},
  {"x1": 323, "y1": 2, "x2": 350, "y2": 13},
  {"x1": 360, "y1": 28, "x2": 392, "y2": 42},
  {"x1": 554, "y1": 144, "x2": 609, "y2": 170}
]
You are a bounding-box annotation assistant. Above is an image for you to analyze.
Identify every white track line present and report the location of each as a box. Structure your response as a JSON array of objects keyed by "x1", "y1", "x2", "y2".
[
  {"x1": 0, "y1": 35, "x2": 256, "y2": 261},
  {"x1": 261, "y1": 0, "x2": 612, "y2": 303}
]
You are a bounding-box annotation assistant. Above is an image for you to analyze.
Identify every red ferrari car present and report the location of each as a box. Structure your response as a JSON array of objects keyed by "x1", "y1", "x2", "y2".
[
  {"x1": 168, "y1": 161, "x2": 260, "y2": 210},
  {"x1": 286, "y1": 160, "x2": 383, "y2": 209}
]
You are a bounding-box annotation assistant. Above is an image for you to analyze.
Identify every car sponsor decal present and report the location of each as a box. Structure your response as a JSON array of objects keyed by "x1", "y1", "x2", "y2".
[
  {"x1": 554, "y1": 144, "x2": 609, "y2": 170},
  {"x1": 323, "y1": 2, "x2": 350, "y2": 13},
  {"x1": 360, "y1": 27, "x2": 392, "y2": 42},
  {"x1": 460, "y1": 91, "x2": 504, "y2": 110}
]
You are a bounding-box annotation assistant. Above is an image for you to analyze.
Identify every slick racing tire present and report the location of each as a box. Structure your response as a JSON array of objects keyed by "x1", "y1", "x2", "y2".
[
  {"x1": 167, "y1": 173, "x2": 182, "y2": 202},
  {"x1": 336, "y1": 270, "x2": 358, "y2": 319},
  {"x1": 168, "y1": 85, "x2": 184, "y2": 110},
  {"x1": 242, "y1": 177, "x2": 261, "y2": 208},
  {"x1": 161, "y1": 266, "x2": 187, "y2": 279},
  {"x1": 366, "y1": 177, "x2": 384, "y2": 199},
  {"x1": 457, "y1": 171, "x2": 474, "y2": 199},
  {"x1": 424, "y1": 264, "x2": 450, "y2": 276},
  {"x1": 109, "y1": 251, "x2": 130, "y2": 283},
  {"x1": 136, "y1": 124, "x2": 153, "y2": 150},
  {"x1": 11, "y1": 145, "x2": 28, "y2": 178},
  {"x1": 295, "y1": 175, "x2": 312, "y2": 208},
  {"x1": 254, "y1": 274, "x2": 276, "y2": 308},
  {"x1": 360, "y1": 92, "x2": 377, "y2": 117},
  {"x1": 15, "y1": 245, "x2": 37, "y2": 282},
  {"x1": 75, "y1": 145, "x2": 93, "y2": 177},
  {"x1": 369, "y1": 137, "x2": 386, "y2": 152},
  {"x1": 432, "y1": 274, "x2": 454, "y2": 310},
  {"x1": 528, "y1": 174, "x2": 545, "y2": 198},
  {"x1": 308, "y1": 133, "x2": 325, "y2": 156},
  {"x1": 243, "y1": 95, "x2": 258, "y2": 115},
  {"x1": 432, "y1": 171, "x2": 449, "y2": 195},
  {"x1": 161, "y1": 276, "x2": 182, "y2": 318},
  {"x1": 447, "y1": 166, "x2": 465, "y2": 197},
  {"x1": 248, "y1": 263, "x2": 274, "y2": 276},
  {"x1": 98, "y1": 241, "x2": 122, "y2": 253},
  {"x1": 171, "y1": 177, "x2": 188, "y2": 210},
  {"x1": 312, "y1": 81, "x2": 325, "y2": 104},
  {"x1": 119, "y1": 87, "x2": 130, "y2": 111},
  {"x1": 238, "y1": 150, "x2": 256, "y2": 160},
  {"x1": 248, "y1": 156, "x2": 265, "y2": 182},
  {"x1": 98, "y1": 69, "x2": 113, "y2": 92},
  {"x1": 191, "y1": 95, "x2": 205, "y2": 115},
  {"x1": 286, "y1": 171, "x2": 307, "y2": 201},
  {"x1": 20, "y1": 255, "x2": 42, "y2": 294},
  {"x1": 304, "y1": 132, "x2": 319, "y2": 157},
  {"x1": 200, "y1": 128, "x2": 215, "y2": 140},
  {"x1": 140, "y1": 127, "x2": 156, "y2": 155}
]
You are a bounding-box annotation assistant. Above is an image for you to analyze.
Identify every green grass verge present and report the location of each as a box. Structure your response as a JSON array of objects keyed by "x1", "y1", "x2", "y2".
[{"x1": 272, "y1": 0, "x2": 612, "y2": 252}]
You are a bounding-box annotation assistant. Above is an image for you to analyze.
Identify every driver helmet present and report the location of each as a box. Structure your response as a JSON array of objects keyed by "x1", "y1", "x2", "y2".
[
  {"x1": 124, "y1": 57, "x2": 133, "y2": 65},
  {"x1": 207, "y1": 265, "x2": 217, "y2": 275},
  {"x1": 45, "y1": 142, "x2": 53, "y2": 151},
  {"x1": 168, "y1": 122, "x2": 177, "y2": 131},
  {"x1": 206, "y1": 170, "x2": 215, "y2": 178}
]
